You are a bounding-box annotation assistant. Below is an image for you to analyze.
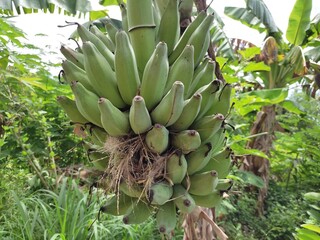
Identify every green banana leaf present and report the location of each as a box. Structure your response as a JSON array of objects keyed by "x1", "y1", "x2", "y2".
[
  {"x1": 286, "y1": 0, "x2": 312, "y2": 46},
  {"x1": 0, "y1": 0, "x2": 93, "y2": 15},
  {"x1": 224, "y1": 0, "x2": 279, "y2": 34}
]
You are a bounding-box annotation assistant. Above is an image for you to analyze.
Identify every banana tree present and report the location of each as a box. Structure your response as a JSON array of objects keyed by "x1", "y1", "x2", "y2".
[{"x1": 224, "y1": 0, "x2": 319, "y2": 215}]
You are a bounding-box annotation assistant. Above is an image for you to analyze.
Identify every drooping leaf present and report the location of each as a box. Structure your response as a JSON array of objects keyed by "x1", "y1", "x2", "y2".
[
  {"x1": 286, "y1": 0, "x2": 312, "y2": 45},
  {"x1": 236, "y1": 170, "x2": 265, "y2": 188},
  {"x1": 243, "y1": 62, "x2": 270, "y2": 72},
  {"x1": 279, "y1": 100, "x2": 304, "y2": 115}
]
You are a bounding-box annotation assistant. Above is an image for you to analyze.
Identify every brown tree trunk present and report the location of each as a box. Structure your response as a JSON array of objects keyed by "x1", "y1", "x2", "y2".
[{"x1": 241, "y1": 105, "x2": 276, "y2": 216}]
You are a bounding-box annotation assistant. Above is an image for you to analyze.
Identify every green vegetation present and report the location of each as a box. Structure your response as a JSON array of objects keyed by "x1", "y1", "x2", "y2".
[{"x1": 0, "y1": 0, "x2": 319, "y2": 239}]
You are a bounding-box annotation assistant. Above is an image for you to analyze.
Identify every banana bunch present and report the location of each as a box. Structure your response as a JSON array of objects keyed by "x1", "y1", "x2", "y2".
[{"x1": 57, "y1": 0, "x2": 234, "y2": 236}]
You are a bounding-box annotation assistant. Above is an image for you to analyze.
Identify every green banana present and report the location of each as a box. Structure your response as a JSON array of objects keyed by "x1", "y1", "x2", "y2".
[
  {"x1": 186, "y1": 14, "x2": 214, "y2": 67},
  {"x1": 157, "y1": 0, "x2": 180, "y2": 55},
  {"x1": 145, "y1": 124, "x2": 169, "y2": 154},
  {"x1": 186, "y1": 143, "x2": 213, "y2": 175},
  {"x1": 91, "y1": 126, "x2": 108, "y2": 146},
  {"x1": 166, "y1": 151, "x2": 187, "y2": 184},
  {"x1": 172, "y1": 184, "x2": 196, "y2": 213},
  {"x1": 170, "y1": 93, "x2": 202, "y2": 131},
  {"x1": 147, "y1": 181, "x2": 173, "y2": 205},
  {"x1": 154, "y1": 0, "x2": 169, "y2": 17},
  {"x1": 150, "y1": 81, "x2": 184, "y2": 126},
  {"x1": 208, "y1": 127, "x2": 226, "y2": 155},
  {"x1": 156, "y1": 201, "x2": 177, "y2": 235},
  {"x1": 104, "y1": 20, "x2": 118, "y2": 45},
  {"x1": 100, "y1": 194, "x2": 136, "y2": 216},
  {"x1": 206, "y1": 83, "x2": 233, "y2": 116},
  {"x1": 194, "y1": 80, "x2": 221, "y2": 120},
  {"x1": 196, "y1": 31, "x2": 211, "y2": 67},
  {"x1": 56, "y1": 96, "x2": 88, "y2": 124},
  {"x1": 89, "y1": 25, "x2": 115, "y2": 52},
  {"x1": 115, "y1": 30, "x2": 140, "y2": 105},
  {"x1": 191, "y1": 190, "x2": 222, "y2": 208},
  {"x1": 129, "y1": 96, "x2": 152, "y2": 134},
  {"x1": 192, "y1": 57, "x2": 210, "y2": 83},
  {"x1": 198, "y1": 147, "x2": 232, "y2": 178},
  {"x1": 119, "y1": 3, "x2": 128, "y2": 33},
  {"x1": 127, "y1": 0, "x2": 156, "y2": 75},
  {"x1": 191, "y1": 113, "x2": 225, "y2": 143},
  {"x1": 76, "y1": 23, "x2": 115, "y2": 69},
  {"x1": 60, "y1": 44, "x2": 84, "y2": 69},
  {"x1": 169, "y1": 11, "x2": 206, "y2": 64},
  {"x1": 188, "y1": 60, "x2": 215, "y2": 96},
  {"x1": 87, "y1": 149, "x2": 109, "y2": 171},
  {"x1": 82, "y1": 41, "x2": 126, "y2": 109},
  {"x1": 179, "y1": 0, "x2": 193, "y2": 22},
  {"x1": 171, "y1": 129, "x2": 201, "y2": 154},
  {"x1": 61, "y1": 59, "x2": 95, "y2": 92},
  {"x1": 123, "y1": 200, "x2": 153, "y2": 224},
  {"x1": 98, "y1": 97, "x2": 130, "y2": 137},
  {"x1": 186, "y1": 170, "x2": 219, "y2": 196},
  {"x1": 216, "y1": 179, "x2": 233, "y2": 191},
  {"x1": 140, "y1": 42, "x2": 169, "y2": 110},
  {"x1": 164, "y1": 45, "x2": 194, "y2": 96},
  {"x1": 70, "y1": 81, "x2": 103, "y2": 128},
  {"x1": 119, "y1": 180, "x2": 144, "y2": 198}
]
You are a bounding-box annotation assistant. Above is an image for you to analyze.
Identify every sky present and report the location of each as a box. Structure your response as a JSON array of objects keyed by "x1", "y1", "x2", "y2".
[{"x1": 7, "y1": 0, "x2": 320, "y2": 66}]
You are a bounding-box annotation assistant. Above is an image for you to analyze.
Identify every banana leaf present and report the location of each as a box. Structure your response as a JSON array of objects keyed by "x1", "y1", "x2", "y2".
[{"x1": 286, "y1": 0, "x2": 312, "y2": 46}]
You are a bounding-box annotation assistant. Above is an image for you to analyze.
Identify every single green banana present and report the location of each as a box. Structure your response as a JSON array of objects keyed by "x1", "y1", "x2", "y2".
[
  {"x1": 168, "y1": 11, "x2": 207, "y2": 64},
  {"x1": 186, "y1": 170, "x2": 218, "y2": 196},
  {"x1": 171, "y1": 129, "x2": 201, "y2": 154},
  {"x1": 104, "y1": 20, "x2": 118, "y2": 45},
  {"x1": 127, "y1": 0, "x2": 156, "y2": 75},
  {"x1": 170, "y1": 93, "x2": 202, "y2": 131},
  {"x1": 82, "y1": 42, "x2": 126, "y2": 109},
  {"x1": 198, "y1": 147, "x2": 232, "y2": 178},
  {"x1": 145, "y1": 124, "x2": 169, "y2": 154},
  {"x1": 179, "y1": 0, "x2": 193, "y2": 22},
  {"x1": 172, "y1": 184, "x2": 196, "y2": 213},
  {"x1": 157, "y1": 0, "x2": 180, "y2": 55},
  {"x1": 216, "y1": 179, "x2": 233, "y2": 191},
  {"x1": 192, "y1": 57, "x2": 210, "y2": 83},
  {"x1": 89, "y1": 25, "x2": 115, "y2": 52},
  {"x1": 166, "y1": 151, "x2": 187, "y2": 184},
  {"x1": 56, "y1": 96, "x2": 88, "y2": 124},
  {"x1": 208, "y1": 127, "x2": 226, "y2": 155},
  {"x1": 164, "y1": 45, "x2": 194, "y2": 96},
  {"x1": 129, "y1": 96, "x2": 152, "y2": 134},
  {"x1": 194, "y1": 80, "x2": 221, "y2": 120},
  {"x1": 76, "y1": 23, "x2": 115, "y2": 69},
  {"x1": 150, "y1": 81, "x2": 184, "y2": 126},
  {"x1": 147, "y1": 181, "x2": 173, "y2": 205},
  {"x1": 87, "y1": 149, "x2": 109, "y2": 171},
  {"x1": 188, "y1": 60, "x2": 215, "y2": 96},
  {"x1": 119, "y1": 180, "x2": 144, "y2": 198},
  {"x1": 115, "y1": 30, "x2": 140, "y2": 105},
  {"x1": 186, "y1": 14, "x2": 214, "y2": 67},
  {"x1": 140, "y1": 42, "x2": 169, "y2": 110},
  {"x1": 186, "y1": 143, "x2": 213, "y2": 175},
  {"x1": 190, "y1": 190, "x2": 222, "y2": 208},
  {"x1": 156, "y1": 201, "x2": 177, "y2": 235},
  {"x1": 119, "y1": 3, "x2": 129, "y2": 33},
  {"x1": 98, "y1": 97, "x2": 130, "y2": 137},
  {"x1": 70, "y1": 81, "x2": 103, "y2": 128},
  {"x1": 196, "y1": 31, "x2": 211, "y2": 67},
  {"x1": 206, "y1": 83, "x2": 233, "y2": 116},
  {"x1": 61, "y1": 59, "x2": 95, "y2": 92},
  {"x1": 154, "y1": 0, "x2": 169, "y2": 17},
  {"x1": 191, "y1": 113, "x2": 225, "y2": 143},
  {"x1": 91, "y1": 126, "x2": 108, "y2": 146},
  {"x1": 123, "y1": 200, "x2": 153, "y2": 224},
  {"x1": 60, "y1": 44, "x2": 85, "y2": 69},
  {"x1": 100, "y1": 194, "x2": 136, "y2": 216}
]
